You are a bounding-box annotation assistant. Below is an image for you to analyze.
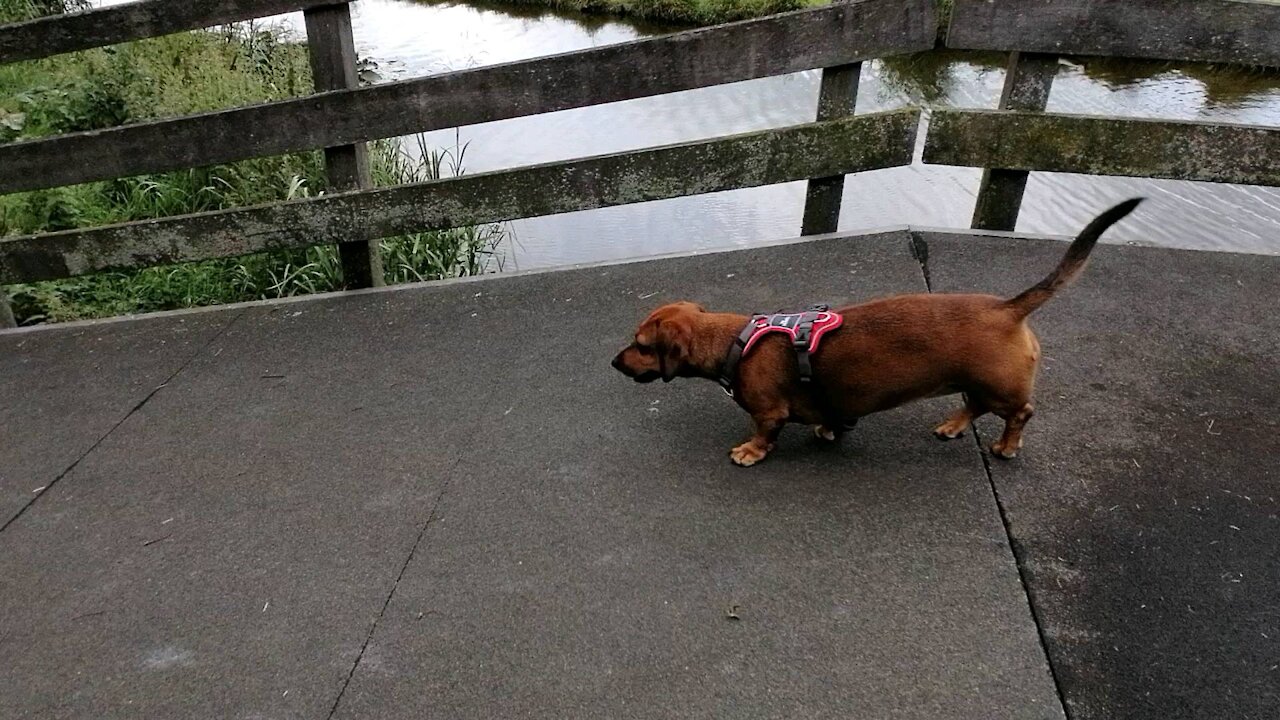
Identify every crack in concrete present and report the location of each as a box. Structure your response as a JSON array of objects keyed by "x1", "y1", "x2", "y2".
[
  {"x1": 325, "y1": 453, "x2": 464, "y2": 720},
  {"x1": 908, "y1": 230, "x2": 933, "y2": 291},
  {"x1": 0, "y1": 308, "x2": 249, "y2": 537},
  {"x1": 970, "y1": 428, "x2": 1074, "y2": 719},
  {"x1": 910, "y1": 233, "x2": 1073, "y2": 720}
]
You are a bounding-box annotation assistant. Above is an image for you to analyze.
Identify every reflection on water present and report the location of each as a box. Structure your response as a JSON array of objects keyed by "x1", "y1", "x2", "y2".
[
  {"x1": 344, "y1": 0, "x2": 665, "y2": 78},
  {"x1": 99, "y1": 0, "x2": 1280, "y2": 263},
  {"x1": 876, "y1": 50, "x2": 1005, "y2": 105},
  {"x1": 1075, "y1": 56, "x2": 1280, "y2": 109}
]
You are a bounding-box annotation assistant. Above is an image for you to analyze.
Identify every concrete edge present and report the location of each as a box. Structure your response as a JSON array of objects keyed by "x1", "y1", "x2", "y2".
[
  {"x1": 8, "y1": 222, "x2": 1273, "y2": 338},
  {"x1": 0, "y1": 226, "x2": 913, "y2": 337},
  {"x1": 910, "y1": 225, "x2": 1280, "y2": 257}
]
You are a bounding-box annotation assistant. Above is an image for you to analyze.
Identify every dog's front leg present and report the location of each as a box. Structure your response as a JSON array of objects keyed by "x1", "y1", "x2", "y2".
[{"x1": 730, "y1": 410, "x2": 787, "y2": 467}]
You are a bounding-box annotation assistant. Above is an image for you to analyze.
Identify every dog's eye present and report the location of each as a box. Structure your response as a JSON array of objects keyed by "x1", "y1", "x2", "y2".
[{"x1": 635, "y1": 344, "x2": 654, "y2": 355}]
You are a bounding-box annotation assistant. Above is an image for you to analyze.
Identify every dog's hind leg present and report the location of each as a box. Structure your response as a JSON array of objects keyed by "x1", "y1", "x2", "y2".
[
  {"x1": 991, "y1": 403, "x2": 1034, "y2": 459},
  {"x1": 934, "y1": 397, "x2": 987, "y2": 440},
  {"x1": 813, "y1": 415, "x2": 856, "y2": 442}
]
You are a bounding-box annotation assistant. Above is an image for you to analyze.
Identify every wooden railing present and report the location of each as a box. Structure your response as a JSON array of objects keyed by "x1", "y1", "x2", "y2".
[
  {"x1": 933, "y1": 0, "x2": 1280, "y2": 229},
  {"x1": 1, "y1": 0, "x2": 1279, "y2": 328},
  {"x1": 0, "y1": 0, "x2": 936, "y2": 308}
]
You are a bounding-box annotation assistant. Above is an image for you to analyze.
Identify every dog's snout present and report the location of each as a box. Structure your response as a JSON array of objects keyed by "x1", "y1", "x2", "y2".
[{"x1": 611, "y1": 350, "x2": 632, "y2": 375}]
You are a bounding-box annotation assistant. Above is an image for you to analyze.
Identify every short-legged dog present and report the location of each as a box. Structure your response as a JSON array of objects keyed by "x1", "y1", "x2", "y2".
[{"x1": 612, "y1": 198, "x2": 1143, "y2": 466}]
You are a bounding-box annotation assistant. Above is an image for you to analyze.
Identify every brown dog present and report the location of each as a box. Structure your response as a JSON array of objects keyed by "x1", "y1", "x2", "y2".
[{"x1": 612, "y1": 198, "x2": 1142, "y2": 466}]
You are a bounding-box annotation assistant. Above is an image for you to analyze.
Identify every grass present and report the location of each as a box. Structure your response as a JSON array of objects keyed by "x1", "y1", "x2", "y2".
[
  {"x1": 0, "y1": 0, "x2": 81, "y2": 22},
  {"x1": 0, "y1": 2, "x2": 509, "y2": 325}
]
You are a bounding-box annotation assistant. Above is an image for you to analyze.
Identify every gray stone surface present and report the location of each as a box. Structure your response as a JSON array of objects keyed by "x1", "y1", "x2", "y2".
[
  {"x1": 17, "y1": 227, "x2": 1271, "y2": 719},
  {"x1": 0, "y1": 312, "x2": 237, "y2": 528},
  {"x1": 0, "y1": 231, "x2": 1063, "y2": 719},
  {"x1": 0, "y1": 293, "x2": 515, "y2": 719},
  {"x1": 920, "y1": 230, "x2": 1280, "y2": 720}
]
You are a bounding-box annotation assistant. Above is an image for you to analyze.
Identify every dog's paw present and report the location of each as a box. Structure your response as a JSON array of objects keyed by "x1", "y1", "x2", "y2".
[
  {"x1": 729, "y1": 442, "x2": 769, "y2": 467},
  {"x1": 989, "y1": 439, "x2": 1022, "y2": 459},
  {"x1": 933, "y1": 420, "x2": 968, "y2": 440},
  {"x1": 812, "y1": 425, "x2": 837, "y2": 442}
]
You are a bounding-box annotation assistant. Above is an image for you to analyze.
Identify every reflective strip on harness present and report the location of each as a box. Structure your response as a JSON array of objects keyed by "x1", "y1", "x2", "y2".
[{"x1": 741, "y1": 311, "x2": 843, "y2": 356}]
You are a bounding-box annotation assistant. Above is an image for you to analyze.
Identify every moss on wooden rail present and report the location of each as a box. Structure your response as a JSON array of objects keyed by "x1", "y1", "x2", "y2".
[
  {"x1": 0, "y1": 109, "x2": 919, "y2": 284},
  {"x1": 924, "y1": 110, "x2": 1280, "y2": 187},
  {"x1": 0, "y1": 0, "x2": 334, "y2": 65}
]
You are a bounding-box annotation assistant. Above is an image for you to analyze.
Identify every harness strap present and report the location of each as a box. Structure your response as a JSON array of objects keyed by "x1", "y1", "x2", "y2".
[
  {"x1": 794, "y1": 321, "x2": 816, "y2": 383},
  {"x1": 719, "y1": 321, "x2": 759, "y2": 396}
]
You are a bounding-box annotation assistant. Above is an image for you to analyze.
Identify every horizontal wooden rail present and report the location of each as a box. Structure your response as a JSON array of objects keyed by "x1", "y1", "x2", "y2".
[
  {"x1": 0, "y1": 0, "x2": 333, "y2": 65},
  {"x1": 0, "y1": 109, "x2": 921, "y2": 284},
  {"x1": 0, "y1": 0, "x2": 936, "y2": 196},
  {"x1": 924, "y1": 110, "x2": 1280, "y2": 186},
  {"x1": 946, "y1": 0, "x2": 1280, "y2": 68}
]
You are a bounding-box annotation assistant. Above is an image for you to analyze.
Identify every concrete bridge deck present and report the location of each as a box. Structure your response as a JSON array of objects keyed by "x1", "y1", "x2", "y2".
[{"x1": 1, "y1": 229, "x2": 1276, "y2": 720}]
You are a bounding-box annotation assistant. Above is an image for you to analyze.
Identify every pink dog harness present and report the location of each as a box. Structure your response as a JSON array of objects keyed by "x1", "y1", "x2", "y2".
[{"x1": 718, "y1": 304, "x2": 844, "y2": 395}]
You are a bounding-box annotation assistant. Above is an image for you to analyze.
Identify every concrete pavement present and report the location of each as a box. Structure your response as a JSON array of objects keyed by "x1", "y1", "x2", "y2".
[{"x1": 2, "y1": 228, "x2": 1275, "y2": 719}]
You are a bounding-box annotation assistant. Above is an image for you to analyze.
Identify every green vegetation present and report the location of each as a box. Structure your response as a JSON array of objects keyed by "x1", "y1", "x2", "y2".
[
  {"x1": 0, "y1": 1, "x2": 507, "y2": 325},
  {"x1": 0, "y1": 0, "x2": 82, "y2": 22},
  {"x1": 5, "y1": 138, "x2": 507, "y2": 324}
]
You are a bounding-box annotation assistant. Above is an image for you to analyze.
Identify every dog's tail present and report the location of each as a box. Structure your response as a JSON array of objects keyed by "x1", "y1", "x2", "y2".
[{"x1": 1002, "y1": 198, "x2": 1144, "y2": 320}]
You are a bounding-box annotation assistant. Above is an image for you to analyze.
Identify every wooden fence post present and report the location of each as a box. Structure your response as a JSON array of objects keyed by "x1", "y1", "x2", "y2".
[
  {"x1": 801, "y1": 63, "x2": 861, "y2": 235},
  {"x1": 304, "y1": 3, "x2": 382, "y2": 288},
  {"x1": 0, "y1": 291, "x2": 15, "y2": 329},
  {"x1": 970, "y1": 51, "x2": 1057, "y2": 231}
]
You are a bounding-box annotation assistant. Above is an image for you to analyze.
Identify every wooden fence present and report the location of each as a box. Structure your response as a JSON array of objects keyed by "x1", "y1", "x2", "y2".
[
  {"x1": 933, "y1": 0, "x2": 1280, "y2": 229},
  {"x1": 1, "y1": 0, "x2": 1278, "y2": 328}
]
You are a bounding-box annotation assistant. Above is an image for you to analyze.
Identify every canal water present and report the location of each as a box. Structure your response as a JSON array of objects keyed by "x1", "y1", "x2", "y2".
[{"x1": 113, "y1": 0, "x2": 1280, "y2": 266}]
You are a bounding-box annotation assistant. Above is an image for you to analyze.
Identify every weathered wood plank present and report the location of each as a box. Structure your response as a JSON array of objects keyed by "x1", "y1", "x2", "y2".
[
  {"x1": 947, "y1": 0, "x2": 1280, "y2": 68},
  {"x1": 0, "y1": 110, "x2": 921, "y2": 284},
  {"x1": 969, "y1": 51, "x2": 1057, "y2": 231},
  {"x1": 801, "y1": 63, "x2": 861, "y2": 236},
  {"x1": 925, "y1": 110, "x2": 1280, "y2": 186},
  {"x1": 0, "y1": 0, "x2": 333, "y2": 65},
  {"x1": 304, "y1": 3, "x2": 381, "y2": 288},
  {"x1": 0, "y1": 0, "x2": 936, "y2": 196}
]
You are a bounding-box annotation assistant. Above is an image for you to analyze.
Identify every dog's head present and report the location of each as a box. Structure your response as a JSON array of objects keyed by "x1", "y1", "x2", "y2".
[{"x1": 612, "y1": 301, "x2": 706, "y2": 383}]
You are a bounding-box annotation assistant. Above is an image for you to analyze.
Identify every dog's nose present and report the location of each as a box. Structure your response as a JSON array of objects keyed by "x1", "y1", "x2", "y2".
[{"x1": 610, "y1": 355, "x2": 622, "y2": 370}]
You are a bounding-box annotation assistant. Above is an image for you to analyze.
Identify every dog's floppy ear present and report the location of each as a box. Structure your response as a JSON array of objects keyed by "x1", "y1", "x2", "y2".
[{"x1": 655, "y1": 316, "x2": 692, "y2": 382}]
